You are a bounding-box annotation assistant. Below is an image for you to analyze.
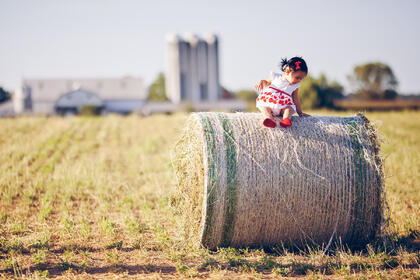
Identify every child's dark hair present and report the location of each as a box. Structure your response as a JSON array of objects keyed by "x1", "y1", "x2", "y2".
[{"x1": 280, "y1": 57, "x2": 308, "y2": 73}]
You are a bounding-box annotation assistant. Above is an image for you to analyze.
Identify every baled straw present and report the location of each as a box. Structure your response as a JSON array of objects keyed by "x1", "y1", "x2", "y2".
[{"x1": 173, "y1": 112, "x2": 386, "y2": 249}]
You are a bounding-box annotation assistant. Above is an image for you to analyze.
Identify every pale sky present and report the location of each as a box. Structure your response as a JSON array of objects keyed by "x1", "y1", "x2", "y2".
[{"x1": 0, "y1": 0, "x2": 419, "y2": 94}]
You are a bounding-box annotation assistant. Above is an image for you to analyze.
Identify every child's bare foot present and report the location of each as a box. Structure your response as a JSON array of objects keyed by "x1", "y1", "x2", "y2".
[
  {"x1": 280, "y1": 118, "x2": 292, "y2": 127},
  {"x1": 263, "y1": 118, "x2": 276, "y2": 128}
]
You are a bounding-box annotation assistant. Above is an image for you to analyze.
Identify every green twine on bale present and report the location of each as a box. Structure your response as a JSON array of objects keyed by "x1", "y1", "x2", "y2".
[
  {"x1": 199, "y1": 114, "x2": 218, "y2": 246},
  {"x1": 345, "y1": 119, "x2": 369, "y2": 243},
  {"x1": 199, "y1": 113, "x2": 239, "y2": 247},
  {"x1": 218, "y1": 113, "x2": 238, "y2": 247}
]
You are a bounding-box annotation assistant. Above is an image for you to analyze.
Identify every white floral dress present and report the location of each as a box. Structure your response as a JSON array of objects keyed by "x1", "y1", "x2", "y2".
[{"x1": 256, "y1": 72, "x2": 301, "y2": 115}]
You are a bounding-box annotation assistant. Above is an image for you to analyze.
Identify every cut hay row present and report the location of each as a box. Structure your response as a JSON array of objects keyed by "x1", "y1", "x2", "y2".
[{"x1": 174, "y1": 112, "x2": 386, "y2": 249}]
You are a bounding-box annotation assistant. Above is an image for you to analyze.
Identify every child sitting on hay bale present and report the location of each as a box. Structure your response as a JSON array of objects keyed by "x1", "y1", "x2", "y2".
[{"x1": 255, "y1": 57, "x2": 310, "y2": 128}]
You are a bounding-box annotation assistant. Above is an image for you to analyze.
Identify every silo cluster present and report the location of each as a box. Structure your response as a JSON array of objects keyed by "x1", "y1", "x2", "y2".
[{"x1": 166, "y1": 33, "x2": 220, "y2": 104}]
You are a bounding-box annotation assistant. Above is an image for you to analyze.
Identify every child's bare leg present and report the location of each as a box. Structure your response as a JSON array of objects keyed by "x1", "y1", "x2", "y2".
[
  {"x1": 260, "y1": 107, "x2": 277, "y2": 127},
  {"x1": 282, "y1": 107, "x2": 292, "y2": 120},
  {"x1": 279, "y1": 107, "x2": 293, "y2": 127},
  {"x1": 260, "y1": 107, "x2": 274, "y2": 120}
]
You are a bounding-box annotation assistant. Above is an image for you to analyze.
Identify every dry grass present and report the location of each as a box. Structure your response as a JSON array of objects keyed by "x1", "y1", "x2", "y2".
[{"x1": 0, "y1": 111, "x2": 419, "y2": 279}]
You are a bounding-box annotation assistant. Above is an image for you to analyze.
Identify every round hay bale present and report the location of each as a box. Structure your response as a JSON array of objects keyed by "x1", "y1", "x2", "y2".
[{"x1": 173, "y1": 112, "x2": 386, "y2": 249}]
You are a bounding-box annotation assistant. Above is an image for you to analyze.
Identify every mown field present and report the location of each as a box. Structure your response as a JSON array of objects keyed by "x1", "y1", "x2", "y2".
[{"x1": 0, "y1": 111, "x2": 419, "y2": 279}]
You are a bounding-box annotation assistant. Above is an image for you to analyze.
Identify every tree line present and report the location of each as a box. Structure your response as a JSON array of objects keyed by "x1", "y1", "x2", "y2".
[
  {"x1": 233, "y1": 62, "x2": 399, "y2": 110},
  {"x1": 0, "y1": 87, "x2": 11, "y2": 104},
  {"x1": 147, "y1": 61, "x2": 400, "y2": 109},
  {"x1": 0, "y1": 61, "x2": 399, "y2": 110}
]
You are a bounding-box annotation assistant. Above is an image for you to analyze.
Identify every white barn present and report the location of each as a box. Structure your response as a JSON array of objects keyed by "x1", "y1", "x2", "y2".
[{"x1": 14, "y1": 77, "x2": 146, "y2": 115}]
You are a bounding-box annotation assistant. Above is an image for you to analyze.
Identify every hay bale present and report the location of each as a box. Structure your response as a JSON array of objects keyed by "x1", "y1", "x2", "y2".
[{"x1": 173, "y1": 112, "x2": 386, "y2": 249}]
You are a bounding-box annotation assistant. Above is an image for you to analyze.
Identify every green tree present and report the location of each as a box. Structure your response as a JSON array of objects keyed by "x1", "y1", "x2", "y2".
[
  {"x1": 317, "y1": 74, "x2": 344, "y2": 108},
  {"x1": 348, "y1": 62, "x2": 398, "y2": 99},
  {"x1": 0, "y1": 87, "x2": 11, "y2": 103},
  {"x1": 235, "y1": 89, "x2": 257, "y2": 101},
  {"x1": 147, "y1": 73, "x2": 168, "y2": 102},
  {"x1": 299, "y1": 75, "x2": 321, "y2": 109},
  {"x1": 299, "y1": 74, "x2": 343, "y2": 109},
  {"x1": 235, "y1": 89, "x2": 258, "y2": 111},
  {"x1": 235, "y1": 74, "x2": 343, "y2": 111}
]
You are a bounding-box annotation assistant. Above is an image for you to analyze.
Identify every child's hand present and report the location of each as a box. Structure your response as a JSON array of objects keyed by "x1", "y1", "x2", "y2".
[
  {"x1": 298, "y1": 112, "x2": 310, "y2": 117},
  {"x1": 254, "y1": 80, "x2": 270, "y2": 91}
]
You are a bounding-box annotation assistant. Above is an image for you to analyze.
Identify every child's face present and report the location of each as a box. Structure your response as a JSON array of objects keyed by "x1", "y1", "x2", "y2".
[{"x1": 285, "y1": 68, "x2": 307, "y2": 85}]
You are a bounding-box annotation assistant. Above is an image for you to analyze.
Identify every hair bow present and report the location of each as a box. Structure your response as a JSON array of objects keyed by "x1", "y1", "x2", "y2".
[{"x1": 295, "y1": 61, "x2": 301, "y2": 70}]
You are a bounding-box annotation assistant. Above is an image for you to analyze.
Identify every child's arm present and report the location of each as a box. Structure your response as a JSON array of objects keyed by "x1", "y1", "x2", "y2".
[
  {"x1": 254, "y1": 77, "x2": 272, "y2": 91},
  {"x1": 292, "y1": 89, "x2": 310, "y2": 117}
]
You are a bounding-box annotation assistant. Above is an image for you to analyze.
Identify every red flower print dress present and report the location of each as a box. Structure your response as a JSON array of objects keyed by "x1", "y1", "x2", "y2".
[{"x1": 256, "y1": 72, "x2": 301, "y2": 115}]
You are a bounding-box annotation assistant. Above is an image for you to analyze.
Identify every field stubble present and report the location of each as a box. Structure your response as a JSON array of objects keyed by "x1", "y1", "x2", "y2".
[{"x1": 0, "y1": 111, "x2": 419, "y2": 279}]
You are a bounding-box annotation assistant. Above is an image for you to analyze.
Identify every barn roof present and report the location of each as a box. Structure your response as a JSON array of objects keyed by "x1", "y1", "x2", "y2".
[{"x1": 23, "y1": 77, "x2": 146, "y2": 102}]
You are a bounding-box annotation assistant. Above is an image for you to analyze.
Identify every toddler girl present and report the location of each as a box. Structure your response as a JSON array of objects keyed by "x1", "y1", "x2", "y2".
[{"x1": 255, "y1": 57, "x2": 310, "y2": 128}]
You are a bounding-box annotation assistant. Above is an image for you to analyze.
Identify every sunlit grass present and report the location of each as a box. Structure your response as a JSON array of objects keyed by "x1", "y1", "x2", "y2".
[{"x1": 0, "y1": 111, "x2": 419, "y2": 279}]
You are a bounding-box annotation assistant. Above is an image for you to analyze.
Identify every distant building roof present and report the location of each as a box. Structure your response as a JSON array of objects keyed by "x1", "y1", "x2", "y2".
[
  {"x1": 56, "y1": 89, "x2": 103, "y2": 109},
  {"x1": 24, "y1": 77, "x2": 146, "y2": 102}
]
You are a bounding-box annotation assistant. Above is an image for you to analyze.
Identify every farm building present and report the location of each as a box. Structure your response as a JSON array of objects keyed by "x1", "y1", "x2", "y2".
[
  {"x1": 165, "y1": 33, "x2": 221, "y2": 104},
  {"x1": 163, "y1": 33, "x2": 246, "y2": 113},
  {"x1": 11, "y1": 34, "x2": 247, "y2": 116},
  {"x1": 13, "y1": 77, "x2": 146, "y2": 115}
]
